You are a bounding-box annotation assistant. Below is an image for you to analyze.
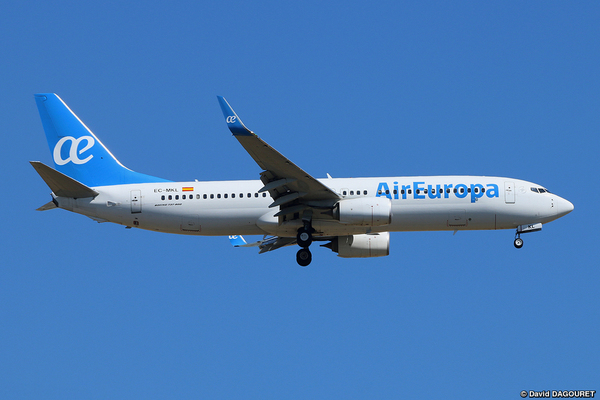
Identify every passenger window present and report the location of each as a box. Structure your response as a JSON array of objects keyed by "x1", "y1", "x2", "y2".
[
  {"x1": 343, "y1": 191, "x2": 347, "y2": 195},
  {"x1": 467, "y1": 188, "x2": 471, "y2": 193},
  {"x1": 224, "y1": 194, "x2": 228, "y2": 198},
  {"x1": 175, "y1": 195, "x2": 179, "y2": 200},
  {"x1": 197, "y1": 194, "x2": 201, "y2": 199},
  {"x1": 408, "y1": 189, "x2": 412, "y2": 194},
  {"x1": 255, "y1": 193, "x2": 258, "y2": 197},
  {"x1": 210, "y1": 194, "x2": 214, "y2": 199},
  {"x1": 460, "y1": 188, "x2": 464, "y2": 194},
  {"x1": 416, "y1": 189, "x2": 420, "y2": 194},
  {"x1": 263, "y1": 193, "x2": 266, "y2": 197},
  {"x1": 203, "y1": 194, "x2": 207, "y2": 199},
  {"x1": 239, "y1": 193, "x2": 243, "y2": 198},
  {"x1": 217, "y1": 194, "x2": 221, "y2": 199},
  {"x1": 232, "y1": 193, "x2": 235, "y2": 198},
  {"x1": 168, "y1": 195, "x2": 172, "y2": 200},
  {"x1": 453, "y1": 188, "x2": 457, "y2": 193},
  {"x1": 446, "y1": 189, "x2": 450, "y2": 193},
  {"x1": 482, "y1": 188, "x2": 485, "y2": 193},
  {"x1": 161, "y1": 195, "x2": 165, "y2": 200},
  {"x1": 393, "y1": 190, "x2": 397, "y2": 195},
  {"x1": 401, "y1": 190, "x2": 405, "y2": 195},
  {"x1": 350, "y1": 191, "x2": 354, "y2": 195},
  {"x1": 424, "y1": 189, "x2": 428, "y2": 194},
  {"x1": 182, "y1": 195, "x2": 186, "y2": 200},
  {"x1": 248, "y1": 193, "x2": 251, "y2": 198},
  {"x1": 385, "y1": 190, "x2": 389, "y2": 195},
  {"x1": 363, "y1": 191, "x2": 367, "y2": 195}
]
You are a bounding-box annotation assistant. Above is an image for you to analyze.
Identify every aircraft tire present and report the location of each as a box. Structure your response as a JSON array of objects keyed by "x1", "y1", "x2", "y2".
[
  {"x1": 296, "y1": 248, "x2": 312, "y2": 267},
  {"x1": 514, "y1": 238, "x2": 524, "y2": 249},
  {"x1": 297, "y1": 228, "x2": 313, "y2": 247}
]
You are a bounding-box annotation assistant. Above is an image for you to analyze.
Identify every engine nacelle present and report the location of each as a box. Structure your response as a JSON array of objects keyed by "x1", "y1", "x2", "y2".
[
  {"x1": 333, "y1": 197, "x2": 392, "y2": 226},
  {"x1": 326, "y1": 232, "x2": 390, "y2": 258}
]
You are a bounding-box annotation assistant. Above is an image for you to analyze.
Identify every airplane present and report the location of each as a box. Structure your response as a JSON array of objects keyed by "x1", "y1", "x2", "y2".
[{"x1": 31, "y1": 93, "x2": 574, "y2": 266}]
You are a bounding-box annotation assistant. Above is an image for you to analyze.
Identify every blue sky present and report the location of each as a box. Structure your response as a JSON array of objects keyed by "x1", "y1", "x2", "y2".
[{"x1": 2, "y1": 1, "x2": 599, "y2": 398}]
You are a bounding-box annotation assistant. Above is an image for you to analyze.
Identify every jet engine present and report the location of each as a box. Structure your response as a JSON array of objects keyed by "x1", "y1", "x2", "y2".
[
  {"x1": 323, "y1": 232, "x2": 390, "y2": 258},
  {"x1": 333, "y1": 197, "x2": 392, "y2": 226}
]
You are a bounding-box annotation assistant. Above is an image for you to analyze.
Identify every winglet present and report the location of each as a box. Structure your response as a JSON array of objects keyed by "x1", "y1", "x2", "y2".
[
  {"x1": 217, "y1": 96, "x2": 254, "y2": 136},
  {"x1": 229, "y1": 235, "x2": 248, "y2": 247}
]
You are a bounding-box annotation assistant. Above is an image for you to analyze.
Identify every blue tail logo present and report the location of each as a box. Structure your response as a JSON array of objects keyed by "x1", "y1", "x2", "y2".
[
  {"x1": 53, "y1": 135, "x2": 95, "y2": 165},
  {"x1": 35, "y1": 93, "x2": 170, "y2": 187}
]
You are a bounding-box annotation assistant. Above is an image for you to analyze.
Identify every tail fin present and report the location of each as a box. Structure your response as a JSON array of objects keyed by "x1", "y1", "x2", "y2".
[{"x1": 34, "y1": 94, "x2": 170, "y2": 187}]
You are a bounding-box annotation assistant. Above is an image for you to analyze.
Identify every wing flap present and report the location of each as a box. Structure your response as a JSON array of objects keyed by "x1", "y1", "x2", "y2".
[{"x1": 258, "y1": 236, "x2": 297, "y2": 253}]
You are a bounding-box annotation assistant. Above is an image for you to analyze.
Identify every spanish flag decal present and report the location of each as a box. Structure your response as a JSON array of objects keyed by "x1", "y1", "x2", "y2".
[{"x1": 182, "y1": 187, "x2": 194, "y2": 192}]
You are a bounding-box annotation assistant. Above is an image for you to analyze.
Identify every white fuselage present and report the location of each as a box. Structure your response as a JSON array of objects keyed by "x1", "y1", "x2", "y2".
[{"x1": 54, "y1": 176, "x2": 573, "y2": 238}]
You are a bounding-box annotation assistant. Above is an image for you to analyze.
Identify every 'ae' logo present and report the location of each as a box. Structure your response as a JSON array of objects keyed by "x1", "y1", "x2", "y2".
[{"x1": 53, "y1": 136, "x2": 95, "y2": 165}]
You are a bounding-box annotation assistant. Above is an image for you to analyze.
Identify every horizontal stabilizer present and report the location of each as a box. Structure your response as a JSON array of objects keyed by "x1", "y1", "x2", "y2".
[
  {"x1": 30, "y1": 161, "x2": 99, "y2": 198},
  {"x1": 36, "y1": 201, "x2": 58, "y2": 211}
]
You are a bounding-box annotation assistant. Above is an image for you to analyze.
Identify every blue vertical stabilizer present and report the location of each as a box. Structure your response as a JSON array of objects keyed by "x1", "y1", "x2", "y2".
[{"x1": 34, "y1": 93, "x2": 170, "y2": 187}]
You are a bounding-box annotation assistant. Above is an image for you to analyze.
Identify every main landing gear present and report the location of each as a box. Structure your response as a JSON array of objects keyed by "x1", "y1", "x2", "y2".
[{"x1": 296, "y1": 224, "x2": 314, "y2": 267}]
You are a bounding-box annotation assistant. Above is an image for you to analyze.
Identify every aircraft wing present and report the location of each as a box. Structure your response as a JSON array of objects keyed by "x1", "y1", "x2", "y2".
[
  {"x1": 229, "y1": 235, "x2": 297, "y2": 253},
  {"x1": 217, "y1": 97, "x2": 340, "y2": 214}
]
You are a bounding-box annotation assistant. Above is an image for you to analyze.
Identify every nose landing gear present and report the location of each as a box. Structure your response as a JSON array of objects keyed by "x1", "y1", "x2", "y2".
[
  {"x1": 513, "y1": 223, "x2": 542, "y2": 249},
  {"x1": 514, "y1": 236, "x2": 524, "y2": 249}
]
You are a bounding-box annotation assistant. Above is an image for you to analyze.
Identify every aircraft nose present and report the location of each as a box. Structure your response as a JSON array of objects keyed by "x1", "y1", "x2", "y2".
[{"x1": 555, "y1": 196, "x2": 574, "y2": 218}]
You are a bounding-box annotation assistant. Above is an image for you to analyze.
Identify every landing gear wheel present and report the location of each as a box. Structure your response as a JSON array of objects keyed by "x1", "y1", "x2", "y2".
[
  {"x1": 514, "y1": 237, "x2": 524, "y2": 249},
  {"x1": 297, "y1": 228, "x2": 313, "y2": 247},
  {"x1": 296, "y1": 248, "x2": 312, "y2": 267}
]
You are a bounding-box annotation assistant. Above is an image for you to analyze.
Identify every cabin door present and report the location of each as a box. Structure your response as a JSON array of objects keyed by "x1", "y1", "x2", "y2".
[
  {"x1": 504, "y1": 182, "x2": 515, "y2": 204},
  {"x1": 131, "y1": 190, "x2": 142, "y2": 213}
]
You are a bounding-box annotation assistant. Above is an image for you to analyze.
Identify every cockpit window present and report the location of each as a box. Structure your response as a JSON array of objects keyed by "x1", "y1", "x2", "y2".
[{"x1": 531, "y1": 187, "x2": 551, "y2": 194}]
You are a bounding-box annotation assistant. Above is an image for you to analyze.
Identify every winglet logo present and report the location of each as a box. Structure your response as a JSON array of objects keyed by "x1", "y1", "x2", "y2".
[
  {"x1": 53, "y1": 136, "x2": 95, "y2": 165},
  {"x1": 226, "y1": 116, "x2": 237, "y2": 124}
]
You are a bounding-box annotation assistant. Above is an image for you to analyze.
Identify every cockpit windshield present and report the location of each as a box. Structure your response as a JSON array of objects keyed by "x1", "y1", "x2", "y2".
[{"x1": 531, "y1": 187, "x2": 551, "y2": 194}]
